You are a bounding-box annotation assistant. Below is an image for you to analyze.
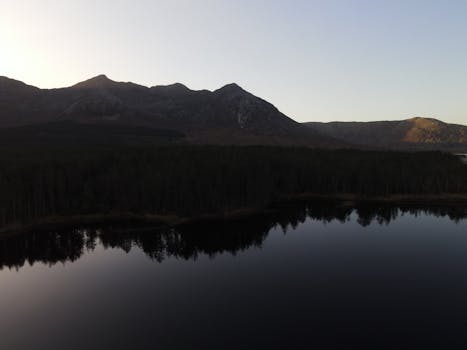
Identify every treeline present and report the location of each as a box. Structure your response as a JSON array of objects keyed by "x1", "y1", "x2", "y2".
[
  {"x1": 0, "y1": 146, "x2": 466, "y2": 228},
  {"x1": 2, "y1": 202, "x2": 466, "y2": 270}
]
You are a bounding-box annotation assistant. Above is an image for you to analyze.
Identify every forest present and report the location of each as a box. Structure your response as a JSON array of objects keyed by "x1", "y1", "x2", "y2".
[{"x1": 0, "y1": 146, "x2": 466, "y2": 229}]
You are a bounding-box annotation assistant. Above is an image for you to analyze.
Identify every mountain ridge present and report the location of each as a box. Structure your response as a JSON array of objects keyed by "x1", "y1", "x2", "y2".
[
  {"x1": 0, "y1": 74, "x2": 341, "y2": 147},
  {"x1": 305, "y1": 117, "x2": 467, "y2": 152}
]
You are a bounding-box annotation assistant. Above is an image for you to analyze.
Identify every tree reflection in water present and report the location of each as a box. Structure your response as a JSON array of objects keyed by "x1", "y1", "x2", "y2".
[{"x1": 1, "y1": 201, "x2": 466, "y2": 271}]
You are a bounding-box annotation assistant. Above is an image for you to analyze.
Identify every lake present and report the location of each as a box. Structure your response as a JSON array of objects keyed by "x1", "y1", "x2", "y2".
[{"x1": 1, "y1": 202, "x2": 467, "y2": 350}]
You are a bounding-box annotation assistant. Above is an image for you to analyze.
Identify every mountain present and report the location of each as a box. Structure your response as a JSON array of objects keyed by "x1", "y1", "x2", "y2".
[
  {"x1": 305, "y1": 117, "x2": 467, "y2": 152},
  {"x1": 0, "y1": 75, "x2": 341, "y2": 147}
]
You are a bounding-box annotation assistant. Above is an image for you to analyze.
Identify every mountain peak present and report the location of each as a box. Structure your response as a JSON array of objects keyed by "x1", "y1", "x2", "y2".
[
  {"x1": 408, "y1": 117, "x2": 445, "y2": 127},
  {"x1": 93, "y1": 74, "x2": 110, "y2": 81},
  {"x1": 168, "y1": 82, "x2": 189, "y2": 89},
  {"x1": 72, "y1": 74, "x2": 120, "y2": 89},
  {"x1": 0, "y1": 76, "x2": 39, "y2": 91},
  {"x1": 151, "y1": 82, "x2": 192, "y2": 93},
  {"x1": 215, "y1": 83, "x2": 245, "y2": 94}
]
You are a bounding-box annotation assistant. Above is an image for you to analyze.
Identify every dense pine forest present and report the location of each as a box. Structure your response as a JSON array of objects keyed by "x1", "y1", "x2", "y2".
[{"x1": 0, "y1": 146, "x2": 466, "y2": 229}]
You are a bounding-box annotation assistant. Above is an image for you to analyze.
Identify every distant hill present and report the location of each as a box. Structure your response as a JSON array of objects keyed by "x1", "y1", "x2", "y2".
[
  {"x1": 305, "y1": 117, "x2": 467, "y2": 152},
  {"x1": 0, "y1": 75, "x2": 341, "y2": 147}
]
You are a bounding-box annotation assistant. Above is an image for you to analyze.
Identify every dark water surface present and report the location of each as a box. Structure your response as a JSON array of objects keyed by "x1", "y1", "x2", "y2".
[{"x1": 1, "y1": 202, "x2": 467, "y2": 350}]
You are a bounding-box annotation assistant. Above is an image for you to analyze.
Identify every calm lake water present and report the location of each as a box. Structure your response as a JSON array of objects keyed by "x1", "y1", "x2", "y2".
[{"x1": 1, "y1": 202, "x2": 467, "y2": 350}]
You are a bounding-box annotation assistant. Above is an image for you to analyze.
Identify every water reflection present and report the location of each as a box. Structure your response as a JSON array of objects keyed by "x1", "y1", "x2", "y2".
[{"x1": 1, "y1": 201, "x2": 466, "y2": 271}]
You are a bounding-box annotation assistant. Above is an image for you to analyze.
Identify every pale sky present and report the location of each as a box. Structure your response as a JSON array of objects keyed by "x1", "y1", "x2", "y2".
[{"x1": 1, "y1": 0, "x2": 467, "y2": 124}]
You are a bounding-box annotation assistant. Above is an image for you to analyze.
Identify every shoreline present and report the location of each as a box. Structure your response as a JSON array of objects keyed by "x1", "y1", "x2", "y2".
[
  {"x1": 1, "y1": 193, "x2": 467, "y2": 236},
  {"x1": 282, "y1": 193, "x2": 467, "y2": 205}
]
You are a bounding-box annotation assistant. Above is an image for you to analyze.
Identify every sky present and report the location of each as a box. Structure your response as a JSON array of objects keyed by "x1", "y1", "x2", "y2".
[{"x1": 1, "y1": 0, "x2": 467, "y2": 124}]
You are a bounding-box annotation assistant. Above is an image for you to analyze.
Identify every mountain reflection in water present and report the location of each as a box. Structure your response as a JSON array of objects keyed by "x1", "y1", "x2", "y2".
[{"x1": 1, "y1": 201, "x2": 466, "y2": 271}]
